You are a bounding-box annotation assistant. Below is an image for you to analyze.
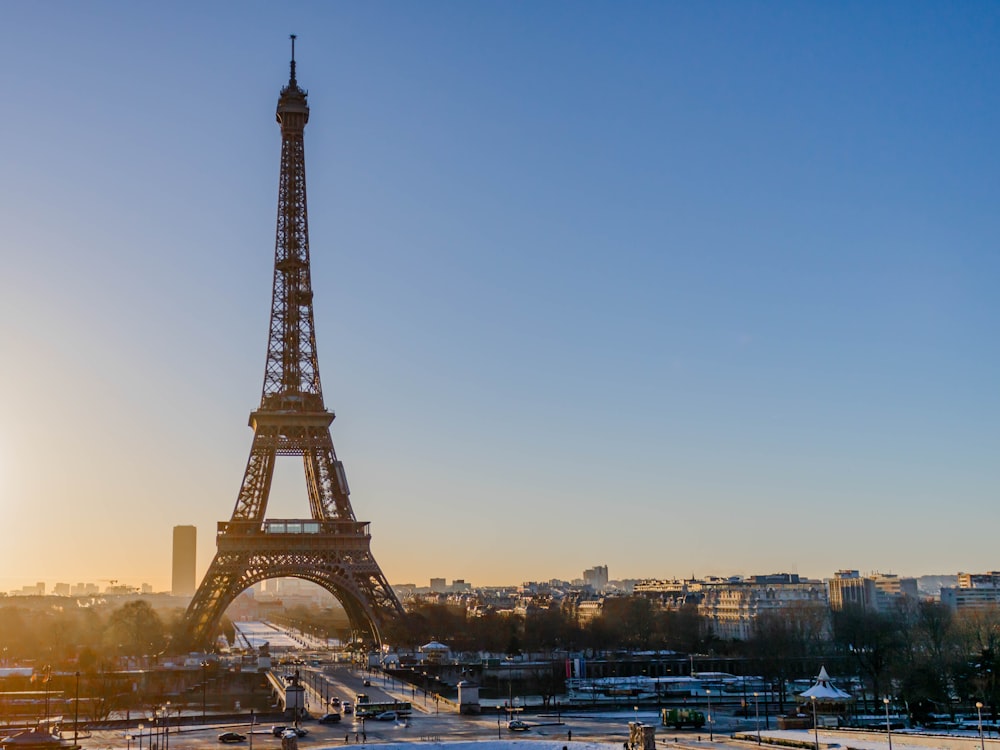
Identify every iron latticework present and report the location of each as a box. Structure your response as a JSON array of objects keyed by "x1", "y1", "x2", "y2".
[{"x1": 176, "y1": 39, "x2": 403, "y2": 651}]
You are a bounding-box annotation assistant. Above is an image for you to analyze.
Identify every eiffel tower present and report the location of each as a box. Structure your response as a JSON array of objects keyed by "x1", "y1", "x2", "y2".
[{"x1": 175, "y1": 38, "x2": 404, "y2": 651}]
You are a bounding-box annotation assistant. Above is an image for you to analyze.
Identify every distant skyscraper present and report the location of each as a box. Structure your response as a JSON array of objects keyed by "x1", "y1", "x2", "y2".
[
  {"x1": 583, "y1": 565, "x2": 609, "y2": 591},
  {"x1": 172, "y1": 525, "x2": 197, "y2": 596},
  {"x1": 828, "y1": 570, "x2": 871, "y2": 610},
  {"x1": 827, "y1": 570, "x2": 917, "y2": 612}
]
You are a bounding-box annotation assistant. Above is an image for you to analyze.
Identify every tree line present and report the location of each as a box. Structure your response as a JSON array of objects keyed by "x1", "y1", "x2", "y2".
[
  {"x1": 4, "y1": 595, "x2": 1000, "y2": 724},
  {"x1": 383, "y1": 597, "x2": 1000, "y2": 722}
]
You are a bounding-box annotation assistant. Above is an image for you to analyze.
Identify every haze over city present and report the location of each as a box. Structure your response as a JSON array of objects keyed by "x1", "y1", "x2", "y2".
[{"x1": 1, "y1": 2, "x2": 998, "y2": 594}]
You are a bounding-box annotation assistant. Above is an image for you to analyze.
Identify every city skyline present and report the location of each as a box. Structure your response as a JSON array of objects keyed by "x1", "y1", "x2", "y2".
[
  {"x1": 0, "y1": 566, "x2": 959, "y2": 598},
  {"x1": 1, "y1": 3, "x2": 999, "y2": 593}
]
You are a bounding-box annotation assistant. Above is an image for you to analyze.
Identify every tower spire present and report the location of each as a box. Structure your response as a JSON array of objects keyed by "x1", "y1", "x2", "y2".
[{"x1": 289, "y1": 33, "x2": 297, "y2": 86}]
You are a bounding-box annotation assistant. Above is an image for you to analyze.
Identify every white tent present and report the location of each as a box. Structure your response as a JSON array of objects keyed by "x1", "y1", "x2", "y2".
[
  {"x1": 420, "y1": 641, "x2": 450, "y2": 652},
  {"x1": 796, "y1": 666, "x2": 853, "y2": 702},
  {"x1": 419, "y1": 640, "x2": 451, "y2": 663}
]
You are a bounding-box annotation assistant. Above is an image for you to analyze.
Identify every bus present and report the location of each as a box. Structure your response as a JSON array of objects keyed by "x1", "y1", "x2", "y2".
[{"x1": 354, "y1": 701, "x2": 412, "y2": 719}]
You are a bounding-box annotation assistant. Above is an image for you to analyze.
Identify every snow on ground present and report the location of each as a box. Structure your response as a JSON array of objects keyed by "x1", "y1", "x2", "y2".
[
  {"x1": 752, "y1": 728, "x2": 988, "y2": 750},
  {"x1": 316, "y1": 743, "x2": 618, "y2": 750}
]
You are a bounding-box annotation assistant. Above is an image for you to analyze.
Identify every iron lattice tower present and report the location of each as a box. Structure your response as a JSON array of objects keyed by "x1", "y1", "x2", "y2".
[{"x1": 176, "y1": 39, "x2": 404, "y2": 651}]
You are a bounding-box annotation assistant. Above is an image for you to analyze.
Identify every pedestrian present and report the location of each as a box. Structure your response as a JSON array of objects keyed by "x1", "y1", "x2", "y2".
[
  {"x1": 568, "y1": 730, "x2": 572, "y2": 741},
  {"x1": 354, "y1": 732, "x2": 359, "y2": 743},
  {"x1": 344, "y1": 734, "x2": 349, "y2": 744},
  {"x1": 362, "y1": 731, "x2": 367, "y2": 742}
]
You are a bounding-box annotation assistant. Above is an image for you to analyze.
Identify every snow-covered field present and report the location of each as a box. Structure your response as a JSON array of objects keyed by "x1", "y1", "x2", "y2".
[{"x1": 341, "y1": 744, "x2": 618, "y2": 750}]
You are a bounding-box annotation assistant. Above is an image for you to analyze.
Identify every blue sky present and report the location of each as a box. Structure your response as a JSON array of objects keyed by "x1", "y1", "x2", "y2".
[{"x1": 0, "y1": 2, "x2": 998, "y2": 592}]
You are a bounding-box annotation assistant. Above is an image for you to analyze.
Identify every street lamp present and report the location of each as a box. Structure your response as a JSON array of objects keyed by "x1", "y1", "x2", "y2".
[
  {"x1": 977, "y1": 702, "x2": 986, "y2": 750},
  {"x1": 138, "y1": 725, "x2": 144, "y2": 750},
  {"x1": 883, "y1": 697, "x2": 892, "y2": 750},
  {"x1": 811, "y1": 696, "x2": 819, "y2": 750},
  {"x1": 201, "y1": 662, "x2": 209, "y2": 723},
  {"x1": 250, "y1": 709, "x2": 255, "y2": 750},
  {"x1": 74, "y1": 671, "x2": 81, "y2": 749},
  {"x1": 147, "y1": 712, "x2": 156, "y2": 750},
  {"x1": 754, "y1": 692, "x2": 761, "y2": 746},
  {"x1": 707, "y1": 689, "x2": 713, "y2": 742},
  {"x1": 42, "y1": 665, "x2": 52, "y2": 725},
  {"x1": 497, "y1": 705, "x2": 502, "y2": 739},
  {"x1": 634, "y1": 705, "x2": 639, "y2": 724},
  {"x1": 163, "y1": 702, "x2": 171, "y2": 750}
]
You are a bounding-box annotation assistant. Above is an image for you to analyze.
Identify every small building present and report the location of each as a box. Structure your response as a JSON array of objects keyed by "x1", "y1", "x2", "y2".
[
  {"x1": 419, "y1": 641, "x2": 451, "y2": 664},
  {"x1": 795, "y1": 666, "x2": 853, "y2": 724},
  {"x1": 456, "y1": 680, "x2": 480, "y2": 714}
]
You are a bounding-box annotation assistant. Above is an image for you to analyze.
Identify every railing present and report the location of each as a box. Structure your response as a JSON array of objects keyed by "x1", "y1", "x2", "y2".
[{"x1": 217, "y1": 520, "x2": 370, "y2": 536}]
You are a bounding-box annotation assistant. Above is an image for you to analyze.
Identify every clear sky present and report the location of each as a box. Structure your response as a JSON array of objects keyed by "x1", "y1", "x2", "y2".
[{"x1": 1, "y1": 2, "x2": 998, "y2": 594}]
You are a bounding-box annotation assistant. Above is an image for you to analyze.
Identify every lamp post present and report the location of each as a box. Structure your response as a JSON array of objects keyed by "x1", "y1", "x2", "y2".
[
  {"x1": 497, "y1": 705, "x2": 502, "y2": 739},
  {"x1": 164, "y1": 702, "x2": 171, "y2": 750},
  {"x1": 977, "y1": 702, "x2": 986, "y2": 750},
  {"x1": 148, "y1": 712, "x2": 156, "y2": 750},
  {"x1": 138, "y1": 724, "x2": 144, "y2": 750},
  {"x1": 42, "y1": 665, "x2": 52, "y2": 726},
  {"x1": 811, "y1": 696, "x2": 819, "y2": 750},
  {"x1": 707, "y1": 689, "x2": 713, "y2": 741},
  {"x1": 883, "y1": 697, "x2": 892, "y2": 750},
  {"x1": 74, "y1": 671, "x2": 80, "y2": 748},
  {"x1": 754, "y1": 692, "x2": 761, "y2": 746},
  {"x1": 634, "y1": 705, "x2": 639, "y2": 724},
  {"x1": 201, "y1": 662, "x2": 209, "y2": 723},
  {"x1": 250, "y1": 709, "x2": 255, "y2": 750}
]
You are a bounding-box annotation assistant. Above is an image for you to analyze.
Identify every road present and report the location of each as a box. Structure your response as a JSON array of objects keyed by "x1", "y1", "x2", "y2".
[
  {"x1": 73, "y1": 623, "x2": 993, "y2": 750},
  {"x1": 80, "y1": 663, "x2": 673, "y2": 750},
  {"x1": 78, "y1": 692, "x2": 996, "y2": 750}
]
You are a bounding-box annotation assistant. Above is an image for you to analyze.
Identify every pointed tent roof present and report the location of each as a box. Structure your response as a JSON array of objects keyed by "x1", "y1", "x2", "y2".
[
  {"x1": 419, "y1": 641, "x2": 450, "y2": 651},
  {"x1": 796, "y1": 666, "x2": 853, "y2": 702}
]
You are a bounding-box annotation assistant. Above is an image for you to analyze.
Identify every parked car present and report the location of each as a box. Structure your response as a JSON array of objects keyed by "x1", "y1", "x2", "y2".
[
  {"x1": 218, "y1": 733, "x2": 247, "y2": 744},
  {"x1": 375, "y1": 711, "x2": 397, "y2": 722},
  {"x1": 507, "y1": 720, "x2": 529, "y2": 732},
  {"x1": 319, "y1": 713, "x2": 342, "y2": 724},
  {"x1": 271, "y1": 726, "x2": 287, "y2": 737}
]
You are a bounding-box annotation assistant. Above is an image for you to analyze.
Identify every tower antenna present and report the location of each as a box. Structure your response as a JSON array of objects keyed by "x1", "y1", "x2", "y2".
[{"x1": 289, "y1": 34, "x2": 297, "y2": 85}]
